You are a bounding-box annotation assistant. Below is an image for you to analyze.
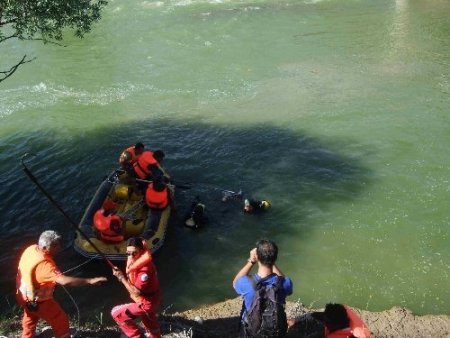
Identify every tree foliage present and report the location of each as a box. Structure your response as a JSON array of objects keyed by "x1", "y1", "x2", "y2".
[{"x1": 0, "y1": 0, "x2": 108, "y2": 82}]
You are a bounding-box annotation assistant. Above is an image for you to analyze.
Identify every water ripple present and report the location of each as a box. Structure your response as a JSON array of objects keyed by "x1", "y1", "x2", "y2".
[{"x1": 0, "y1": 82, "x2": 154, "y2": 118}]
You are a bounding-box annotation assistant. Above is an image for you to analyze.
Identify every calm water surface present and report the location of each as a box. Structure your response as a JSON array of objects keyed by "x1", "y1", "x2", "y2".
[{"x1": 1, "y1": 0, "x2": 449, "y2": 319}]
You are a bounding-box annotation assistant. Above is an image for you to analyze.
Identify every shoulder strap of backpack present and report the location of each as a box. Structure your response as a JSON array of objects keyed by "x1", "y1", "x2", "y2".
[{"x1": 274, "y1": 275, "x2": 284, "y2": 288}]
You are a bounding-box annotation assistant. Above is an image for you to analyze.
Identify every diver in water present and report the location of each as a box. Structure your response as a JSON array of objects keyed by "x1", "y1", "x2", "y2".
[
  {"x1": 221, "y1": 189, "x2": 271, "y2": 214},
  {"x1": 243, "y1": 198, "x2": 271, "y2": 214},
  {"x1": 184, "y1": 197, "x2": 208, "y2": 229}
]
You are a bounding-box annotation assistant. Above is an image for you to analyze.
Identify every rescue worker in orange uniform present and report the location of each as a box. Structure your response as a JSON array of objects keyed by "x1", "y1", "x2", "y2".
[
  {"x1": 93, "y1": 200, "x2": 124, "y2": 243},
  {"x1": 145, "y1": 178, "x2": 170, "y2": 210},
  {"x1": 16, "y1": 230, "x2": 107, "y2": 338},
  {"x1": 119, "y1": 142, "x2": 145, "y2": 175},
  {"x1": 112, "y1": 237, "x2": 162, "y2": 338}
]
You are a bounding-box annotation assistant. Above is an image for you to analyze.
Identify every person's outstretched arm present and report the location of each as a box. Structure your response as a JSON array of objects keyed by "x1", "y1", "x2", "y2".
[{"x1": 56, "y1": 275, "x2": 107, "y2": 286}]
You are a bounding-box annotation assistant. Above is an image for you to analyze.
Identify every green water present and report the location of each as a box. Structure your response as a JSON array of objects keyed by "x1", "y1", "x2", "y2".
[{"x1": 1, "y1": 0, "x2": 449, "y2": 317}]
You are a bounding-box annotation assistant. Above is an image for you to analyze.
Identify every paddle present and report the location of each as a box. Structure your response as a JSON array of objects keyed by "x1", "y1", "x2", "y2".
[
  {"x1": 180, "y1": 182, "x2": 242, "y2": 197},
  {"x1": 114, "y1": 168, "x2": 192, "y2": 190},
  {"x1": 135, "y1": 178, "x2": 192, "y2": 190}
]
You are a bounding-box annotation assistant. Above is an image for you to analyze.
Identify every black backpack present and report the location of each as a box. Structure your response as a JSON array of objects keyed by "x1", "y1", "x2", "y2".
[{"x1": 241, "y1": 274, "x2": 288, "y2": 338}]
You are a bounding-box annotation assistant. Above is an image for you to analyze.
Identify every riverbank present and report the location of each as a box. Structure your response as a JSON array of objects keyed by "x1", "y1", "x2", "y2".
[
  {"x1": 2, "y1": 298, "x2": 449, "y2": 337},
  {"x1": 174, "y1": 298, "x2": 450, "y2": 338}
]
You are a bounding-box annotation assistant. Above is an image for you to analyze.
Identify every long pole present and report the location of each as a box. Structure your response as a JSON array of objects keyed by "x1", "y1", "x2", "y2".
[{"x1": 21, "y1": 153, "x2": 115, "y2": 269}]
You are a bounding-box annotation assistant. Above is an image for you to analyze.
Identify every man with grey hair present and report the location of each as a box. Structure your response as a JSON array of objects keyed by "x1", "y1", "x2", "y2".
[
  {"x1": 16, "y1": 230, "x2": 107, "y2": 338},
  {"x1": 38, "y1": 230, "x2": 62, "y2": 249}
]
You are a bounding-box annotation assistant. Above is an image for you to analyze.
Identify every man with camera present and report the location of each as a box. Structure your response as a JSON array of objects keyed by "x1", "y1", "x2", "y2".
[{"x1": 233, "y1": 239, "x2": 293, "y2": 338}]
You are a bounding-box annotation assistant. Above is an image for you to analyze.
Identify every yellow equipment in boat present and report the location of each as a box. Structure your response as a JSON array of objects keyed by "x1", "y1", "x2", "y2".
[{"x1": 114, "y1": 184, "x2": 130, "y2": 200}]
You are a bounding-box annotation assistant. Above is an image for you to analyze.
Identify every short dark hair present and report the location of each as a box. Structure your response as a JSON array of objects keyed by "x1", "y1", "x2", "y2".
[
  {"x1": 256, "y1": 239, "x2": 278, "y2": 266},
  {"x1": 152, "y1": 176, "x2": 166, "y2": 192},
  {"x1": 324, "y1": 303, "x2": 349, "y2": 332},
  {"x1": 153, "y1": 150, "x2": 165, "y2": 162},
  {"x1": 134, "y1": 142, "x2": 145, "y2": 151},
  {"x1": 126, "y1": 237, "x2": 145, "y2": 250}
]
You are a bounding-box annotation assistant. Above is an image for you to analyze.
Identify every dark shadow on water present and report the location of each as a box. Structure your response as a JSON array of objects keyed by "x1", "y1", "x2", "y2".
[{"x1": 0, "y1": 118, "x2": 374, "y2": 321}]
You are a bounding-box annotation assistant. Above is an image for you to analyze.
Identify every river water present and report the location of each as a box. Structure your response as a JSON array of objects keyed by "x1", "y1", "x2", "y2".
[{"x1": 1, "y1": 0, "x2": 449, "y2": 318}]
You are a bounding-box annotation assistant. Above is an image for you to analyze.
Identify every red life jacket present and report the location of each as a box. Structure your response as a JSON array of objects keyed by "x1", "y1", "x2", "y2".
[
  {"x1": 133, "y1": 151, "x2": 157, "y2": 179},
  {"x1": 126, "y1": 245, "x2": 152, "y2": 280},
  {"x1": 93, "y1": 209, "x2": 124, "y2": 243},
  {"x1": 326, "y1": 306, "x2": 371, "y2": 338},
  {"x1": 145, "y1": 183, "x2": 169, "y2": 209}
]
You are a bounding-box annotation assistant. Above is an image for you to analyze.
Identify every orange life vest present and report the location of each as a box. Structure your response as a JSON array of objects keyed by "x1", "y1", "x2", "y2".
[
  {"x1": 16, "y1": 244, "x2": 57, "y2": 301},
  {"x1": 125, "y1": 244, "x2": 159, "y2": 304},
  {"x1": 126, "y1": 242, "x2": 152, "y2": 282},
  {"x1": 145, "y1": 183, "x2": 169, "y2": 209},
  {"x1": 119, "y1": 146, "x2": 142, "y2": 165},
  {"x1": 93, "y1": 209, "x2": 124, "y2": 243},
  {"x1": 133, "y1": 151, "x2": 157, "y2": 179},
  {"x1": 326, "y1": 306, "x2": 371, "y2": 338}
]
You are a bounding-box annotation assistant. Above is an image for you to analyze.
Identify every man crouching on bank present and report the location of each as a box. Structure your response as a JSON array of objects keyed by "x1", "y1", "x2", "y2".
[{"x1": 112, "y1": 237, "x2": 162, "y2": 338}]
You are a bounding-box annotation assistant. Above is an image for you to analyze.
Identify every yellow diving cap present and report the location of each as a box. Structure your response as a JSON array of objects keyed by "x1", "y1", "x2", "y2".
[{"x1": 260, "y1": 200, "x2": 271, "y2": 209}]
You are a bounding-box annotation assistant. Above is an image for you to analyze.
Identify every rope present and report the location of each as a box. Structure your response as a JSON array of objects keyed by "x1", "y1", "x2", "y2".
[
  {"x1": 58, "y1": 255, "x2": 101, "y2": 333},
  {"x1": 60, "y1": 255, "x2": 101, "y2": 275},
  {"x1": 61, "y1": 285, "x2": 81, "y2": 332}
]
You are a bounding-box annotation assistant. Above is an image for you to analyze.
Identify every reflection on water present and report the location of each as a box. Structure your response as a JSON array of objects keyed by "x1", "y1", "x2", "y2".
[{"x1": 391, "y1": 0, "x2": 409, "y2": 49}]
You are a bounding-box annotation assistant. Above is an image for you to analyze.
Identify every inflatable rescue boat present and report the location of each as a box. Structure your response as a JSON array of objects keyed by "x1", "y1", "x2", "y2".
[{"x1": 74, "y1": 169, "x2": 172, "y2": 260}]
